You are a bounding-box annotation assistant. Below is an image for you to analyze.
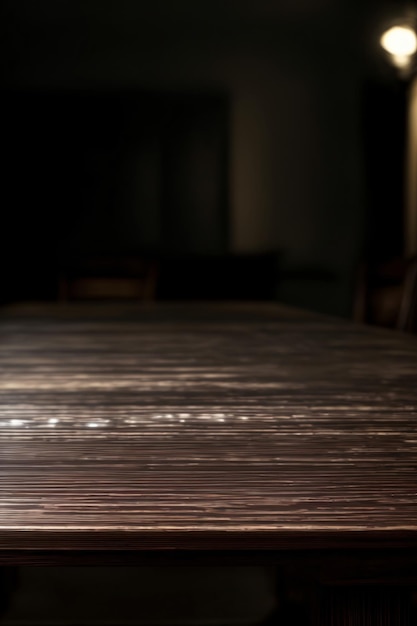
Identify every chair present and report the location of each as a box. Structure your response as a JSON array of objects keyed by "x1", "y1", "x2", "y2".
[
  {"x1": 59, "y1": 256, "x2": 158, "y2": 302},
  {"x1": 353, "y1": 256, "x2": 417, "y2": 333},
  {"x1": 397, "y1": 256, "x2": 417, "y2": 332}
]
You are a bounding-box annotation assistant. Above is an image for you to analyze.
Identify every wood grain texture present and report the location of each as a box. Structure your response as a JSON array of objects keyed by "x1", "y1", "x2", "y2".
[{"x1": 0, "y1": 303, "x2": 417, "y2": 557}]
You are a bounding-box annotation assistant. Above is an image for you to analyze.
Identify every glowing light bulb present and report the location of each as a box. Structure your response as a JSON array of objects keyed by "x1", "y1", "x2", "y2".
[{"x1": 380, "y1": 25, "x2": 417, "y2": 68}]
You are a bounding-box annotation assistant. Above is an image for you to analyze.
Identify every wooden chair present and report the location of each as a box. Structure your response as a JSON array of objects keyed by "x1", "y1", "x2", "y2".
[
  {"x1": 59, "y1": 257, "x2": 158, "y2": 303},
  {"x1": 397, "y1": 256, "x2": 417, "y2": 332},
  {"x1": 353, "y1": 256, "x2": 417, "y2": 333}
]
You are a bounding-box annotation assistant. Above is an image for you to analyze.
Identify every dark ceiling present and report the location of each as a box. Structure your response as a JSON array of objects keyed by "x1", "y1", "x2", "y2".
[
  {"x1": 2, "y1": 0, "x2": 407, "y2": 48},
  {"x1": 2, "y1": 0, "x2": 414, "y2": 85}
]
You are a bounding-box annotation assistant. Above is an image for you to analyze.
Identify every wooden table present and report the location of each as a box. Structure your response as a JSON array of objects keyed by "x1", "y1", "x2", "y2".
[{"x1": 1, "y1": 303, "x2": 417, "y2": 624}]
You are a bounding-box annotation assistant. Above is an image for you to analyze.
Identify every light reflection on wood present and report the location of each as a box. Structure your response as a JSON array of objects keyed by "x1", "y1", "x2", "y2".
[{"x1": 0, "y1": 304, "x2": 416, "y2": 551}]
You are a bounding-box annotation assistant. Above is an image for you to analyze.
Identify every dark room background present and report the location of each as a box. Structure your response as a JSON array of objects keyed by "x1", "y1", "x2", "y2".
[{"x1": 1, "y1": 0, "x2": 410, "y2": 316}]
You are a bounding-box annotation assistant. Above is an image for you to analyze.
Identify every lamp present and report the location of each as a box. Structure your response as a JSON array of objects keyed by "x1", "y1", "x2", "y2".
[
  {"x1": 380, "y1": 23, "x2": 417, "y2": 76},
  {"x1": 380, "y1": 18, "x2": 417, "y2": 256}
]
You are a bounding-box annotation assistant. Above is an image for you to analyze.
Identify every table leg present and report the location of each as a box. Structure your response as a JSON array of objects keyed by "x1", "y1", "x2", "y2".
[{"x1": 0, "y1": 568, "x2": 19, "y2": 618}]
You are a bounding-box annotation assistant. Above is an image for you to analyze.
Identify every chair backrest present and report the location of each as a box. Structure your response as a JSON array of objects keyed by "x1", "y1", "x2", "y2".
[
  {"x1": 59, "y1": 257, "x2": 158, "y2": 302},
  {"x1": 353, "y1": 258, "x2": 405, "y2": 329},
  {"x1": 397, "y1": 256, "x2": 417, "y2": 332}
]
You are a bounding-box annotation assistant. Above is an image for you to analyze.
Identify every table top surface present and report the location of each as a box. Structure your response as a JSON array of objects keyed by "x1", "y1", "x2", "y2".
[{"x1": 1, "y1": 302, "x2": 417, "y2": 555}]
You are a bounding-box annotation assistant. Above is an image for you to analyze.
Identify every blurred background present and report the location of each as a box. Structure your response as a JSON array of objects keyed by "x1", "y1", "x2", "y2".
[
  {"x1": 1, "y1": 0, "x2": 416, "y2": 319},
  {"x1": 1, "y1": 3, "x2": 417, "y2": 624}
]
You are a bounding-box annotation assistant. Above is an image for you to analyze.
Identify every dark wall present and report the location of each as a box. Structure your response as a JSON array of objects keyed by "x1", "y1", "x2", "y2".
[
  {"x1": 361, "y1": 79, "x2": 407, "y2": 260},
  {"x1": 3, "y1": 90, "x2": 230, "y2": 300},
  {"x1": 1, "y1": 0, "x2": 408, "y2": 314}
]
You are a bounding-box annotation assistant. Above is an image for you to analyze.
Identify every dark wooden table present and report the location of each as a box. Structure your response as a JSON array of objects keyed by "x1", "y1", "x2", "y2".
[{"x1": 1, "y1": 303, "x2": 417, "y2": 624}]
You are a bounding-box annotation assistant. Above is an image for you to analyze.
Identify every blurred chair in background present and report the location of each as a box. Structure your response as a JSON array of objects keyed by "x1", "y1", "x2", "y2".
[
  {"x1": 353, "y1": 256, "x2": 417, "y2": 333},
  {"x1": 59, "y1": 257, "x2": 158, "y2": 303},
  {"x1": 397, "y1": 256, "x2": 417, "y2": 332}
]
